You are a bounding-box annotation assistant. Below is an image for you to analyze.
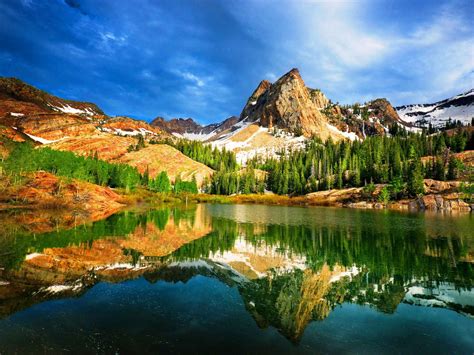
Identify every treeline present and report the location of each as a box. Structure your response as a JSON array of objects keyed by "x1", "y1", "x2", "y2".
[
  {"x1": 3, "y1": 143, "x2": 142, "y2": 191},
  {"x1": 259, "y1": 128, "x2": 473, "y2": 197},
  {"x1": 151, "y1": 138, "x2": 238, "y2": 171},
  {"x1": 203, "y1": 167, "x2": 265, "y2": 195},
  {"x1": 1, "y1": 142, "x2": 198, "y2": 194},
  {"x1": 151, "y1": 137, "x2": 246, "y2": 194}
]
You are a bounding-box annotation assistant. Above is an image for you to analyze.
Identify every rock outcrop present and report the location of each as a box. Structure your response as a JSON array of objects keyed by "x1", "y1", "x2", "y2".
[
  {"x1": 408, "y1": 194, "x2": 471, "y2": 212},
  {"x1": 369, "y1": 98, "x2": 403, "y2": 126},
  {"x1": 16, "y1": 113, "x2": 98, "y2": 141},
  {"x1": 0, "y1": 77, "x2": 107, "y2": 142},
  {"x1": 0, "y1": 171, "x2": 124, "y2": 218},
  {"x1": 100, "y1": 116, "x2": 165, "y2": 137}
]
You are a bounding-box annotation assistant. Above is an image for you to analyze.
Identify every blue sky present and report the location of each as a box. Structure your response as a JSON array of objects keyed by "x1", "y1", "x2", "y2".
[{"x1": 0, "y1": 0, "x2": 473, "y2": 124}]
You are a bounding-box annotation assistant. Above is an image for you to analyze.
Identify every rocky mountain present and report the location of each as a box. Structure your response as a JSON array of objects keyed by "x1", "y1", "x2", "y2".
[
  {"x1": 173, "y1": 69, "x2": 412, "y2": 163},
  {"x1": 396, "y1": 89, "x2": 474, "y2": 128},
  {"x1": 154, "y1": 69, "x2": 411, "y2": 151}
]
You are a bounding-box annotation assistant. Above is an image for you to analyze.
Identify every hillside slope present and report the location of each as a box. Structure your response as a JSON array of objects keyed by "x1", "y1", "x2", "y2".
[
  {"x1": 0, "y1": 77, "x2": 103, "y2": 118},
  {"x1": 48, "y1": 135, "x2": 213, "y2": 184}
]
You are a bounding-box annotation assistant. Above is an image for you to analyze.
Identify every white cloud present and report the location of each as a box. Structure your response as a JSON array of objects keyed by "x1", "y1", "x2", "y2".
[
  {"x1": 225, "y1": 0, "x2": 473, "y2": 106},
  {"x1": 99, "y1": 31, "x2": 127, "y2": 49},
  {"x1": 177, "y1": 71, "x2": 205, "y2": 87}
]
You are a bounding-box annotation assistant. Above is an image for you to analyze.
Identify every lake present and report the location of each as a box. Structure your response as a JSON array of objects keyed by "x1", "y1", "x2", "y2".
[{"x1": 0, "y1": 204, "x2": 473, "y2": 353}]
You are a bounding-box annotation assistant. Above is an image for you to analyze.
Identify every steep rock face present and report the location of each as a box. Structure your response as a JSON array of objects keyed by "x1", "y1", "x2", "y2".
[
  {"x1": 240, "y1": 80, "x2": 272, "y2": 120},
  {"x1": 240, "y1": 69, "x2": 337, "y2": 140}
]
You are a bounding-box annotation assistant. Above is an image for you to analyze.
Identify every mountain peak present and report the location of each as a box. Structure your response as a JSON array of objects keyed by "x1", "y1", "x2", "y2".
[
  {"x1": 280, "y1": 67, "x2": 301, "y2": 80},
  {"x1": 239, "y1": 68, "x2": 339, "y2": 140}
]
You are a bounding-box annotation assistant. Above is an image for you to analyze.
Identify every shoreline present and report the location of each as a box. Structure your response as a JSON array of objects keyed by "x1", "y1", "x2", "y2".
[{"x1": 1, "y1": 172, "x2": 472, "y2": 214}]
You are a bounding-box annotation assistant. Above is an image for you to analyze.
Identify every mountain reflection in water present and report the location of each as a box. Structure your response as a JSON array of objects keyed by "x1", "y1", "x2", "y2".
[{"x1": 0, "y1": 204, "x2": 472, "y2": 347}]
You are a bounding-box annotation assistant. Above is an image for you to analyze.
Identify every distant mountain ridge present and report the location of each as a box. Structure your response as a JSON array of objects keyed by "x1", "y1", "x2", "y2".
[
  {"x1": 150, "y1": 116, "x2": 239, "y2": 141},
  {"x1": 395, "y1": 89, "x2": 474, "y2": 128}
]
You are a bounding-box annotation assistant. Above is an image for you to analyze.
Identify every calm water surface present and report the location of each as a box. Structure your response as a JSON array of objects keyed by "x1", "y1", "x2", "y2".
[{"x1": 0, "y1": 204, "x2": 473, "y2": 354}]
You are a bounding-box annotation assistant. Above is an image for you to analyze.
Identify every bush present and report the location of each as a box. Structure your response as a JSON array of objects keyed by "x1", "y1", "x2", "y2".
[
  {"x1": 362, "y1": 182, "x2": 376, "y2": 200},
  {"x1": 378, "y1": 186, "x2": 390, "y2": 204}
]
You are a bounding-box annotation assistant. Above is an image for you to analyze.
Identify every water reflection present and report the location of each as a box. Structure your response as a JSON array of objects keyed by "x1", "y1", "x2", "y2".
[{"x1": 0, "y1": 204, "x2": 472, "y2": 343}]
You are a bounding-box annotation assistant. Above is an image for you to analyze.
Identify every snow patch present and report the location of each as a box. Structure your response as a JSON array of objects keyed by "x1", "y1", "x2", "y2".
[
  {"x1": 51, "y1": 104, "x2": 97, "y2": 117},
  {"x1": 169, "y1": 260, "x2": 213, "y2": 270},
  {"x1": 41, "y1": 283, "x2": 82, "y2": 294},
  {"x1": 24, "y1": 132, "x2": 60, "y2": 144},
  {"x1": 326, "y1": 123, "x2": 359, "y2": 141},
  {"x1": 10, "y1": 112, "x2": 24, "y2": 117},
  {"x1": 330, "y1": 266, "x2": 360, "y2": 283},
  {"x1": 181, "y1": 130, "x2": 216, "y2": 141},
  {"x1": 25, "y1": 252, "x2": 45, "y2": 260},
  {"x1": 396, "y1": 90, "x2": 474, "y2": 128},
  {"x1": 96, "y1": 263, "x2": 147, "y2": 270}
]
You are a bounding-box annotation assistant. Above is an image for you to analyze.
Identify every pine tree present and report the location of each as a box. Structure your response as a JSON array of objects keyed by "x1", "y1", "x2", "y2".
[{"x1": 407, "y1": 157, "x2": 425, "y2": 197}]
